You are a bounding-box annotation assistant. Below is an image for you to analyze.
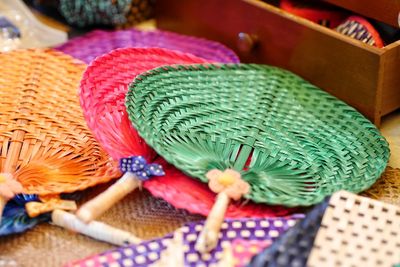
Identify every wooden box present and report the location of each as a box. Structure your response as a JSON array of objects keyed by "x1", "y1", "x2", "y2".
[{"x1": 155, "y1": 0, "x2": 400, "y2": 125}]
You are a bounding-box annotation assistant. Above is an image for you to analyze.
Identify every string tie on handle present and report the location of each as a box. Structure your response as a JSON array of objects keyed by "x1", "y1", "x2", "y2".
[{"x1": 25, "y1": 195, "x2": 77, "y2": 218}]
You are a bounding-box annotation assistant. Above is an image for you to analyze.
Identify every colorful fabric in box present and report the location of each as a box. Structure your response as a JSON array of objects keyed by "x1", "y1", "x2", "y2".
[
  {"x1": 280, "y1": 0, "x2": 348, "y2": 28},
  {"x1": 335, "y1": 16, "x2": 384, "y2": 48},
  {"x1": 58, "y1": 0, "x2": 153, "y2": 28},
  {"x1": 55, "y1": 29, "x2": 239, "y2": 64},
  {"x1": 67, "y1": 215, "x2": 304, "y2": 267}
]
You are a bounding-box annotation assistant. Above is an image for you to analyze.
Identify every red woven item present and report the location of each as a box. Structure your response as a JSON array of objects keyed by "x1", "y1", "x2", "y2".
[
  {"x1": 281, "y1": 0, "x2": 347, "y2": 28},
  {"x1": 80, "y1": 48, "x2": 210, "y2": 161},
  {"x1": 149, "y1": 158, "x2": 294, "y2": 218},
  {"x1": 80, "y1": 47, "x2": 295, "y2": 218}
]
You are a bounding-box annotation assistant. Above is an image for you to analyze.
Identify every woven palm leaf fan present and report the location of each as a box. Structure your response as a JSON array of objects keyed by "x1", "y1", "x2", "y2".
[
  {"x1": 77, "y1": 47, "x2": 292, "y2": 223},
  {"x1": 0, "y1": 49, "x2": 139, "y2": 245},
  {"x1": 126, "y1": 64, "x2": 389, "y2": 251},
  {"x1": 55, "y1": 28, "x2": 239, "y2": 64}
]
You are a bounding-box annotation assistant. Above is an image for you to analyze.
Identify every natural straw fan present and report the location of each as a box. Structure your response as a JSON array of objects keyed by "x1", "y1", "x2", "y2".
[
  {"x1": 0, "y1": 49, "x2": 138, "y2": 245},
  {"x1": 77, "y1": 48, "x2": 293, "y2": 222},
  {"x1": 125, "y1": 64, "x2": 389, "y2": 251}
]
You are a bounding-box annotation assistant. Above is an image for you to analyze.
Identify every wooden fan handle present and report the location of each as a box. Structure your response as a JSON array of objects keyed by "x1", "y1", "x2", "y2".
[
  {"x1": 76, "y1": 172, "x2": 140, "y2": 223},
  {"x1": 195, "y1": 192, "x2": 230, "y2": 253},
  {"x1": 0, "y1": 197, "x2": 6, "y2": 225},
  {"x1": 51, "y1": 209, "x2": 141, "y2": 246}
]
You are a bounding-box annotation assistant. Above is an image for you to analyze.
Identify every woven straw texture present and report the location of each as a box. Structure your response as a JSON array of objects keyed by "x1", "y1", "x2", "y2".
[
  {"x1": 308, "y1": 191, "x2": 400, "y2": 267},
  {"x1": 0, "y1": 187, "x2": 203, "y2": 267},
  {"x1": 248, "y1": 198, "x2": 329, "y2": 267},
  {"x1": 150, "y1": 158, "x2": 296, "y2": 218},
  {"x1": 55, "y1": 29, "x2": 239, "y2": 64},
  {"x1": 362, "y1": 167, "x2": 400, "y2": 206},
  {"x1": 79, "y1": 47, "x2": 208, "y2": 161},
  {"x1": 126, "y1": 64, "x2": 389, "y2": 206},
  {"x1": 0, "y1": 49, "x2": 119, "y2": 197},
  {"x1": 79, "y1": 47, "x2": 294, "y2": 218}
]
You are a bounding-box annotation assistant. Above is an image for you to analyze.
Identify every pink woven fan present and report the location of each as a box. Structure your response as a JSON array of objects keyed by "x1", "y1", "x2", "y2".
[{"x1": 77, "y1": 47, "x2": 295, "y2": 222}]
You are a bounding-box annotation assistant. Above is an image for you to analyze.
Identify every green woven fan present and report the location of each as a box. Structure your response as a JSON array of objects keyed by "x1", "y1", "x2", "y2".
[{"x1": 126, "y1": 64, "x2": 389, "y2": 251}]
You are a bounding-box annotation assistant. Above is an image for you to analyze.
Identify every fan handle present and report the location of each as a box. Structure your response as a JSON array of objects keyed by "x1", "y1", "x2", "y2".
[
  {"x1": 195, "y1": 140, "x2": 254, "y2": 252},
  {"x1": 195, "y1": 192, "x2": 230, "y2": 252},
  {"x1": 52, "y1": 209, "x2": 141, "y2": 245},
  {"x1": 76, "y1": 172, "x2": 140, "y2": 223}
]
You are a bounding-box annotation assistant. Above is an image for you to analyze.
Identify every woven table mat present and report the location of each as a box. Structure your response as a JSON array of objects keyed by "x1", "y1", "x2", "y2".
[
  {"x1": 380, "y1": 110, "x2": 400, "y2": 169},
  {"x1": 362, "y1": 167, "x2": 400, "y2": 207},
  {"x1": 308, "y1": 191, "x2": 400, "y2": 267},
  {"x1": 0, "y1": 186, "x2": 203, "y2": 267}
]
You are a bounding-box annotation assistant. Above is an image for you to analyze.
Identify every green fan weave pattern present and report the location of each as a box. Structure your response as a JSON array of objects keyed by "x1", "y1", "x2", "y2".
[{"x1": 126, "y1": 64, "x2": 389, "y2": 206}]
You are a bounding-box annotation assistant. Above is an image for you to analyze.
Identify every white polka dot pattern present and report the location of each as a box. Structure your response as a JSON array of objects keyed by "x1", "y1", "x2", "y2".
[{"x1": 70, "y1": 215, "x2": 303, "y2": 267}]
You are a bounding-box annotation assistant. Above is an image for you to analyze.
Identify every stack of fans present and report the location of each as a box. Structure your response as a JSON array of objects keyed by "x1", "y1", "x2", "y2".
[{"x1": 0, "y1": 2, "x2": 399, "y2": 265}]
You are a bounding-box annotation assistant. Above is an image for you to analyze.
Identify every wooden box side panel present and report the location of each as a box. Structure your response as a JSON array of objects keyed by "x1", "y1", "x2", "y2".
[
  {"x1": 380, "y1": 42, "x2": 400, "y2": 116},
  {"x1": 156, "y1": 0, "x2": 381, "y2": 122}
]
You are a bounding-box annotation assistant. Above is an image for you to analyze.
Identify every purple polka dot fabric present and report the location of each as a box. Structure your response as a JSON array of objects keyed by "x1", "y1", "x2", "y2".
[
  {"x1": 55, "y1": 29, "x2": 240, "y2": 64},
  {"x1": 67, "y1": 215, "x2": 304, "y2": 267}
]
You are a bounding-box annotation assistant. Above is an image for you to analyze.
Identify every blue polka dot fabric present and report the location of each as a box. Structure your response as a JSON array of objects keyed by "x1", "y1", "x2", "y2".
[{"x1": 119, "y1": 156, "x2": 165, "y2": 181}]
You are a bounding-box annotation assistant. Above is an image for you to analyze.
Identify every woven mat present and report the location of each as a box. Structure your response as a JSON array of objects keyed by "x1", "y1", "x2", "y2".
[
  {"x1": 308, "y1": 191, "x2": 400, "y2": 267},
  {"x1": 381, "y1": 110, "x2": 400, "y2": 168},
  {"x1": 362, "y1": 167, "x2": 400, "y2": 206},
  {"x1": 0, "y1": 185, "x2": 203, "y2": 267}
]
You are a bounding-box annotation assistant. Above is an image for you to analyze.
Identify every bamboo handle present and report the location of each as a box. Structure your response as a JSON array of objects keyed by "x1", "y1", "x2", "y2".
[
  {"x1": 76, "y1": 172, "x2": 140, "y2": 223},
  {"x1": 0, "y1": 197, "x2": 7, "y2": 225},
  {"x1": 51, "y1": 209, "x2": 141, "y2": 246},
  {"x1": 195, "y1": 192, "x2": 230, "y2": 253}
]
